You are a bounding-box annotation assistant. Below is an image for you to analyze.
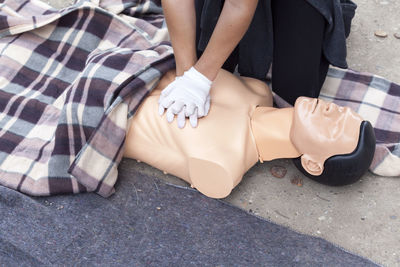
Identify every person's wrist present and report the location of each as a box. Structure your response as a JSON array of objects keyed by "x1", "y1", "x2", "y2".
[
  {"x1": 175, "y1": 55, "x2": 197, "y2": 76},
  {"x1": 193, "y1": 58, "x2": 219, "y2": 81},
  {"x1": 176, "y1": 65, "x2": 190, "y2": 77},
  {"x1": 187, "y1": 67, "x2": 212, "y2": 87}
]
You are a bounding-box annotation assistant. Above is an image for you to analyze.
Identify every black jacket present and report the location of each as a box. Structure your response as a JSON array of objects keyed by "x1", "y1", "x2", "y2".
[{"x1": 195, "y1": 0, "x2": 357, "y2": 80}]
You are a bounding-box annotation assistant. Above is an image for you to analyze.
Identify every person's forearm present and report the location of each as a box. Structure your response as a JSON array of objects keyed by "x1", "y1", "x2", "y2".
[
  {"x1": 195, "y1": 0, "x2": 258, "y2": 81},
  {"x1": 162, "y1": 0, "x2": 197, "y2": 76}
]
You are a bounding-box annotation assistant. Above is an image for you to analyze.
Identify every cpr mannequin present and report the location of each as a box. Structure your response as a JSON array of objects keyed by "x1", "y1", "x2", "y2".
[{"x1": 124, "y1": 69, "x2": 375, "y2": 198}]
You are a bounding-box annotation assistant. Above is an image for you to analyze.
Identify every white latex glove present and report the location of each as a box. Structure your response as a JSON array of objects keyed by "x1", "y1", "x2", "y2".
[
  {"x1": 165, "y1": 95, "x2": 211, "y2": 128},
  {"x1": 158, "y1": 67, "x2": 212, "y2": 128}
]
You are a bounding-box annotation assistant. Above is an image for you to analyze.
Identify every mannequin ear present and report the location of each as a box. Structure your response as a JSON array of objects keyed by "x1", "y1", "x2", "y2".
[{"x1": 300, "y1": 154, "x2": 324, "y2": 176}]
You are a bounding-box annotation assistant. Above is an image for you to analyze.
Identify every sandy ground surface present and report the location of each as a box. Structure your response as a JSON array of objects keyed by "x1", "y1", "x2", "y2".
[{"x1": 44, "y1": 0, "x2": 400, "y2": 265}]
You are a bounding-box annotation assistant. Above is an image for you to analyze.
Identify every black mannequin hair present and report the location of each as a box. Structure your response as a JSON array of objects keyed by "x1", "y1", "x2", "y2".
[{"x1": 293, "y1": 121, "x2": 376, "y2": 186}]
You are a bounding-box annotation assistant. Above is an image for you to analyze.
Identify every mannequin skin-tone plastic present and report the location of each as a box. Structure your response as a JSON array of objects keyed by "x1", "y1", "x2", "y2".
[
  {"x1": 290, "y1": 98, "x2": 363, "y2": 176},
  {"x1": 124, "y1": 69, "x2": 363, "y2": 199}
]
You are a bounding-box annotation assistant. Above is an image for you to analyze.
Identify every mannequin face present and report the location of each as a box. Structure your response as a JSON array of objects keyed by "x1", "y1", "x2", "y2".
[{"x1": 290, "y1": 97, "x2": 363, "y2": 176}]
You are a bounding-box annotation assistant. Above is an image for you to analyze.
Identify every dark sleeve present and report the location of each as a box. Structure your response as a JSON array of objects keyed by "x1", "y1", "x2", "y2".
[
  {"x1": 340, "y1": 0, "x2": 357, "y2": 38},
  {"x1": 195, "y1": 0, "x2": 223, "y2": 53}
]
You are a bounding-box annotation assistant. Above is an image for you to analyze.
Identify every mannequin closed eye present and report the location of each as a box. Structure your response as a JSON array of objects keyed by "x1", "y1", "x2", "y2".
[{"x1": 312, "y1": 99, "x2": 319, "y2": 113}]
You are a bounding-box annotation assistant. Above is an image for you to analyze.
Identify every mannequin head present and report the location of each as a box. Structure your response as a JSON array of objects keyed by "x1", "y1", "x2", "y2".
[{"x1": 290, "y1": 97, "x2": 376, "y2": 185}]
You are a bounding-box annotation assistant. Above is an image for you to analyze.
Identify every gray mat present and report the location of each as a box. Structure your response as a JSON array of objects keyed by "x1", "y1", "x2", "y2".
[{"x1": 0, "y1": 160, "x2": 378, "y2": 266}]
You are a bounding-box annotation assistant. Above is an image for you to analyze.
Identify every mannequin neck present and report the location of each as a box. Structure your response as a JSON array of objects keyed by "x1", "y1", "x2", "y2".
[{"x1": 251, "y1": 107, "x2": 301, "y2": 162}]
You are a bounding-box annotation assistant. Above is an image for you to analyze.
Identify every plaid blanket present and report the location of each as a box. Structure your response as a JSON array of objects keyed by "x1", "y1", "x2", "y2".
[
  {"x1": 0, "y1": 1, "x2": 398, "y2": 199},
  {"x1": 275, "y1": 67, "x2": 400, "y2": 177},
  {"x1": 0, "y1": 0, "x2": 174, "y2": 197}
]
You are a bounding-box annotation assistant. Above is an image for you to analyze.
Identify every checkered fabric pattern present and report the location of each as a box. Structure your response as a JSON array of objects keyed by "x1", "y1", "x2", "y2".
[
  {"x1": 274, "y1": 67, "x2": 400, "y2": 177},
  {"x1": 0, "y1": 0, "x2": 175, "y2": 197},
  {"x1": 1, "y1": 1, "x2": 398, "y2": 199}
]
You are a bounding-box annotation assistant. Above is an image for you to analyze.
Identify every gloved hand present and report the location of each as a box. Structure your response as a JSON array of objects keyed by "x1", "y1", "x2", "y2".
[
  {"x1": 158, "y1": 67, "x2": 212, "y2": 128},
  {"x1": 164, "y1": 94, "x2": 211, "y2": 128}
]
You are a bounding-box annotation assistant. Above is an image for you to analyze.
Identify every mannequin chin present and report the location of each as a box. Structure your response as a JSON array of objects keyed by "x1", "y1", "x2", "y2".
[{"x1": 124, "y1": 69, "x2": 376, "y2": 198}]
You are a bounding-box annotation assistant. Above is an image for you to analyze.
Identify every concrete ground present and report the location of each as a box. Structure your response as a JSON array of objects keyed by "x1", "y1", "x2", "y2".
[{"x1": 46, "y1": 0, "x2": 400, "y2": 266}]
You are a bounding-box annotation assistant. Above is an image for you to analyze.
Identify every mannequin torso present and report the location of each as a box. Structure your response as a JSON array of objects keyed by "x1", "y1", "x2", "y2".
[
  {"x1": 124, "y1": 70, "x2": 271, "y2": 198},
  {"x1": 124, "y1": 69, "x2": 364, "y2": 198}
]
